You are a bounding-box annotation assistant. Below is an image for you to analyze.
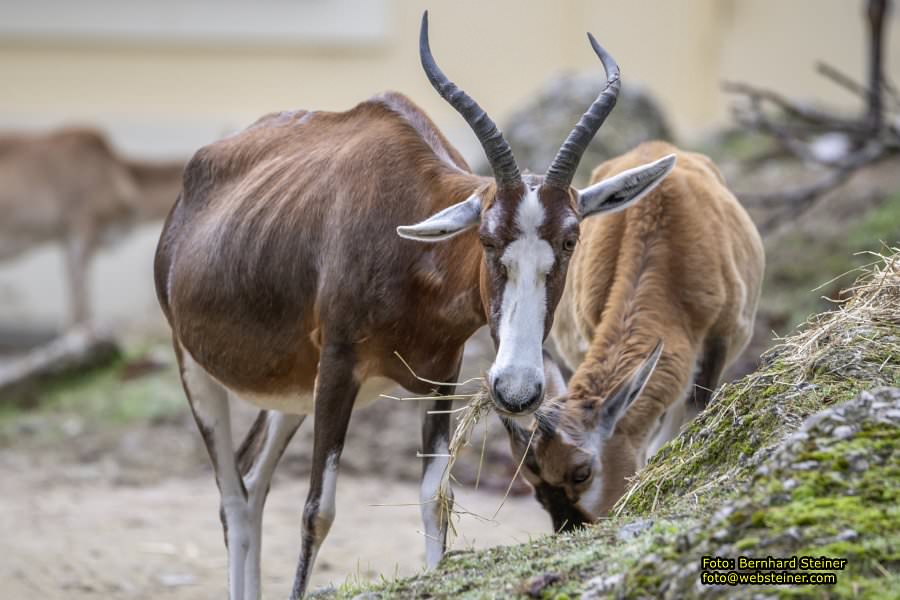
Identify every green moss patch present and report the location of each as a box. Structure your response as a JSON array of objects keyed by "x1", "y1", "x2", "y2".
[
  {"x1": 615, "y1": 386, "x2": 899, "y2": 599},
  {"x1": 331, "y1": 517, "x2": 685, "y2": 599}
]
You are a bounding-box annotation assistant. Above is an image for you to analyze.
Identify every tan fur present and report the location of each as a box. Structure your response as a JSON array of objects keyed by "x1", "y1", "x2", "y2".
[
  {"x1": 0, "y1": 128, "x2": 183, "y2": 325},
  {"x1": 541, "y1": 141, "x2": 764, "y2": 517}
]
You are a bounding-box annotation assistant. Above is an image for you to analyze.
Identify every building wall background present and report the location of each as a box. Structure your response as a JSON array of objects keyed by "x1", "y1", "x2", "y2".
[
  {"x1": 1, "y1": 0, "x2": 896, "y2": 158},
  {"x1": 0, "y1": 0, "x2": 896, "y2": 328}
]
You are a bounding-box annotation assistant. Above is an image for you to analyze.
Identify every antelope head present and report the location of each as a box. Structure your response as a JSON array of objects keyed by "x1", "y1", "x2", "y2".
[
  {"x1": 503, "y1": 342, "x2": 663, "y2": 531},
  {"x1": 398, "y1": 13, "x2": 674, "y2": 415}
]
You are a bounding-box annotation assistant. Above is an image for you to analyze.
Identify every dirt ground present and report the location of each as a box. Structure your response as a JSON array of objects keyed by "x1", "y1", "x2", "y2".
[
  {"x1": 0, "y1": 326, "x2": 553, "y2": 600},
  {"x1": 1, "y1": 446, "x2": 549, "y2": 600}
]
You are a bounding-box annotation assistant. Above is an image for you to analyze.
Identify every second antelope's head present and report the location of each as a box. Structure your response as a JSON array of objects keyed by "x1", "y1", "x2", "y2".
[
  {"x1": 503, "y1": 343, "x2": 664, "y2": 532},
  {"x1": 398, "y1": 13, "x2": 675, "y2": 416}
]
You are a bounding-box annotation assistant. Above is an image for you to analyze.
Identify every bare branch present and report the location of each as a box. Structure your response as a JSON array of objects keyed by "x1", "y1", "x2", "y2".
[
  {"x1": 723, "y1": 81, "x2": 859, "y2": 128},
  {"x1": 748, "y1": 170, "x2": 859, "y2": 237},
  {"x1": 725, "y1": 0, "x2": 897, "y2": 225},
  {"x1": 816, "y1": 61, "x2": 900, "y2": 109}
]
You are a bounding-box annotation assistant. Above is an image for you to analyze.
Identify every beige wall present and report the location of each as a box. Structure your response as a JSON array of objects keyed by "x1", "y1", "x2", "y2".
[
  {"x1": 0, "y1": 0, "x2": 897, "y2": 328},
  {"x1": 0, "y1": 0, "x2": 897, "y2": 159}
]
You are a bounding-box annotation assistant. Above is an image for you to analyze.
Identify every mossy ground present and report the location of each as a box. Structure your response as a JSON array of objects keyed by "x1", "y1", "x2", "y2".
[
  {"x1": 332, "y1": 252, "x2": 899, "y2": 599},
  {"x1": 616, "y1": 387, "x2": 900, "y2": 600},
  {"x1": 330, "y1": 519, "x2": 678, "y2": 599}
]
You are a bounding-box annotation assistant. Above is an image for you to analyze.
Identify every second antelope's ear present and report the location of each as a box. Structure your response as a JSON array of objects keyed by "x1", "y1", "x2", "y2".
[
  {"x1": 542, "y1": 350, "x2": 568, "y2": 400},
  {"x1": 596, "y1": 340, "x2": 663, "y2": 437},
  {"x1": 396, "y1": 194, "x2": 481, "y2": 242},
  {"x1": 535, "y1": 351, "x2": 567, "y2": 437},
  {"x1": 577, "y1": 154, "x2": 676, "y2": 219}
]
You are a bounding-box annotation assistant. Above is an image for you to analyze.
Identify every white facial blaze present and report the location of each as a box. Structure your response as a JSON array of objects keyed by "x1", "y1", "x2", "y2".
[{"x1": 490, "y1": 187, "x2": 554, "y2": 400}]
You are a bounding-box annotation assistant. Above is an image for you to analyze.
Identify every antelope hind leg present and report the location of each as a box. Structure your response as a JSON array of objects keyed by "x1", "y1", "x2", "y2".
[
  {"x1": 237, "y1": 409, "x2": 306, "y2": 600},
  {"x1": 178, "y1": 349, "x2": 251, "y2": 600}
]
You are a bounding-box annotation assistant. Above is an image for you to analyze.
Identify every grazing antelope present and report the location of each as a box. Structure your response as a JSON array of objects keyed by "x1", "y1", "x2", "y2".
[
  {"x1": 504, "y1": 141, "x2": 765, "y2": 532},
  {"x1": 0, "y1": 128, "x2": 183, "y2": 326},
  {"x1": 154, "y1": 13, "x2": 676, "y2": 599}
]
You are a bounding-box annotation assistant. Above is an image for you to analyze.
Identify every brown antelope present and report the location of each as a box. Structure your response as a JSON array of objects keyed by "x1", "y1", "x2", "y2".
[
  {"x1": 504, "y1": 141, "x2": 765, "y2": 532},
  {"x1": 154, "y1": 13, "x2": 676, "y2": 599},
  {"x1": 0, "y1": 128, "x2": 183, "y2": 326}
]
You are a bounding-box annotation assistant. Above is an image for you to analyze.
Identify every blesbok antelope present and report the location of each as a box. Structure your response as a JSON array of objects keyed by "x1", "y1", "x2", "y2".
[
  {"x1": 504, "y1": 141, "x2": 765, "y2": 531},
  {"x1": 154, "y1": 13, "x2": 677, "y2": 599},
  {"x1": 0, "y1": 128, "x2": 183, "y2": 326}
]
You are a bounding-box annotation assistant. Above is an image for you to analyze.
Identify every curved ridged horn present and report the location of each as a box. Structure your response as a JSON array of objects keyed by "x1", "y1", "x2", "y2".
[
  {"x1": 419, "y1": 11, "x2": 521, "y2": 188},
  {"x1": 545, "y1": 34, "x2": 621, "y2": 190}
]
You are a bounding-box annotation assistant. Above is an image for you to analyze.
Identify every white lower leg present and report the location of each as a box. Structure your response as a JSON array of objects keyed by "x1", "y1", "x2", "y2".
[
  {"x1": 420, "y1": 438, "x2": 450, "y2": 569},
  {"x1": 222, "y1": 495, "x2": 251, "y2": 600},
  {"x1": 243, "y1": 498, "x2": 264, "y2": 600},
  {"x1": 241, "y1": 412, "x2": 304, "y2": 600},
  {"x1": 293, "y1": 451, "x2": 339, "y2": 598},
  {"x1": 181, "y1": 351, "x2": 250, "y2": 600}
]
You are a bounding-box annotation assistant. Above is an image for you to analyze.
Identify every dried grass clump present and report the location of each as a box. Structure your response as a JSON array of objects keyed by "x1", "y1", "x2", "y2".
[
  {"x1": 382, "y1": 349, "x2": 540, "y2": 542},
  {"x1": 435, "y1": 389, "x2": 540, "y2": 531},
  {"x1": 616, "y1": 246, "x2": 899, "y2": 516},
  {"x1": 436, "y1": 389, "x2": 493, "y2": 537},
  {"x1": 778, "y1": 247, "x2": 899, "y2": 379},
  {"x1": 381, "y1": 352, "x2": 505, "y2": 538}
]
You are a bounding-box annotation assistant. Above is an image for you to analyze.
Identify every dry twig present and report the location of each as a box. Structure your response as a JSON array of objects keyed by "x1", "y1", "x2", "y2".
[{"x1": 725, "y1": 0, "x2": 899, "y2": 229}]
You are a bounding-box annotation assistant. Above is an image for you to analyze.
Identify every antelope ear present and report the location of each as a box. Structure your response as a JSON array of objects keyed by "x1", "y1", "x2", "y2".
[
  {"x1": 534, "y1": 350, "x2": 567, "y2": 437},
  {"x1": 542, "y1": 350, "x2": 568, "y2": 399},
  {"x1": 396, "y1": 194, "x2": 481, "y2": 242},
  {"x1": 596, "y1": 340, "x2": 663, "y2": 437},
  {"x1": 577, "y1": 154, "x2": 676, "y2": 219}
]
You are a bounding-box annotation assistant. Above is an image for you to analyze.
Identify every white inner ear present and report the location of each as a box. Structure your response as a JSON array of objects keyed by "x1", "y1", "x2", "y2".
[
  {"x1": 396, "y1": 193, "x2": 481, "y2": 242},
  {"x1": 577, "y1": 153, "x2": 677, "y2": 218}
]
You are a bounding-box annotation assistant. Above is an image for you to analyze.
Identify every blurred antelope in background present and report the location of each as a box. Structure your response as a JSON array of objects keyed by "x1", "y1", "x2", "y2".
[
  {"x1": 154, "y1": 12, "x2": 677, "y2": 600},
  {"x1": 505, "y1": 141, "x2": 765, "y2": 531},
  {"x1": 0, "y1": 128, "x2": 183, "y2": 327}
]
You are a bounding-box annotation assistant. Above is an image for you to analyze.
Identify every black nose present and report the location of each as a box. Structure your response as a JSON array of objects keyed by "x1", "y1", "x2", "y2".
[
  {"x1": 492, "y1": 377, "x2": 543, "y2": 414},
  {"x1": 554, "y1": 512, "x2": 589, "y2": 533},
  {"x1": 523, "y1": 383, "x2": 543, "y2": 410},
  {"x1": 492, "y1": 377, "x2": 501, "y2": 400},
  {"x1": 537, "y1": 483, "x2": 592, "y2": 533}
]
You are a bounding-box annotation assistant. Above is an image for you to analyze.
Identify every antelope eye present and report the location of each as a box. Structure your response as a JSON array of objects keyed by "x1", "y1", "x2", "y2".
[
  {"x1": 480, "y1": 237, "x2": 499, "y2": 252},
  {"x1": 571, "y1": 464, "x2": 592, "y2": 484},
  {"x1": 563, "y1": 238, "x2": 577, "y2": 252}
]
